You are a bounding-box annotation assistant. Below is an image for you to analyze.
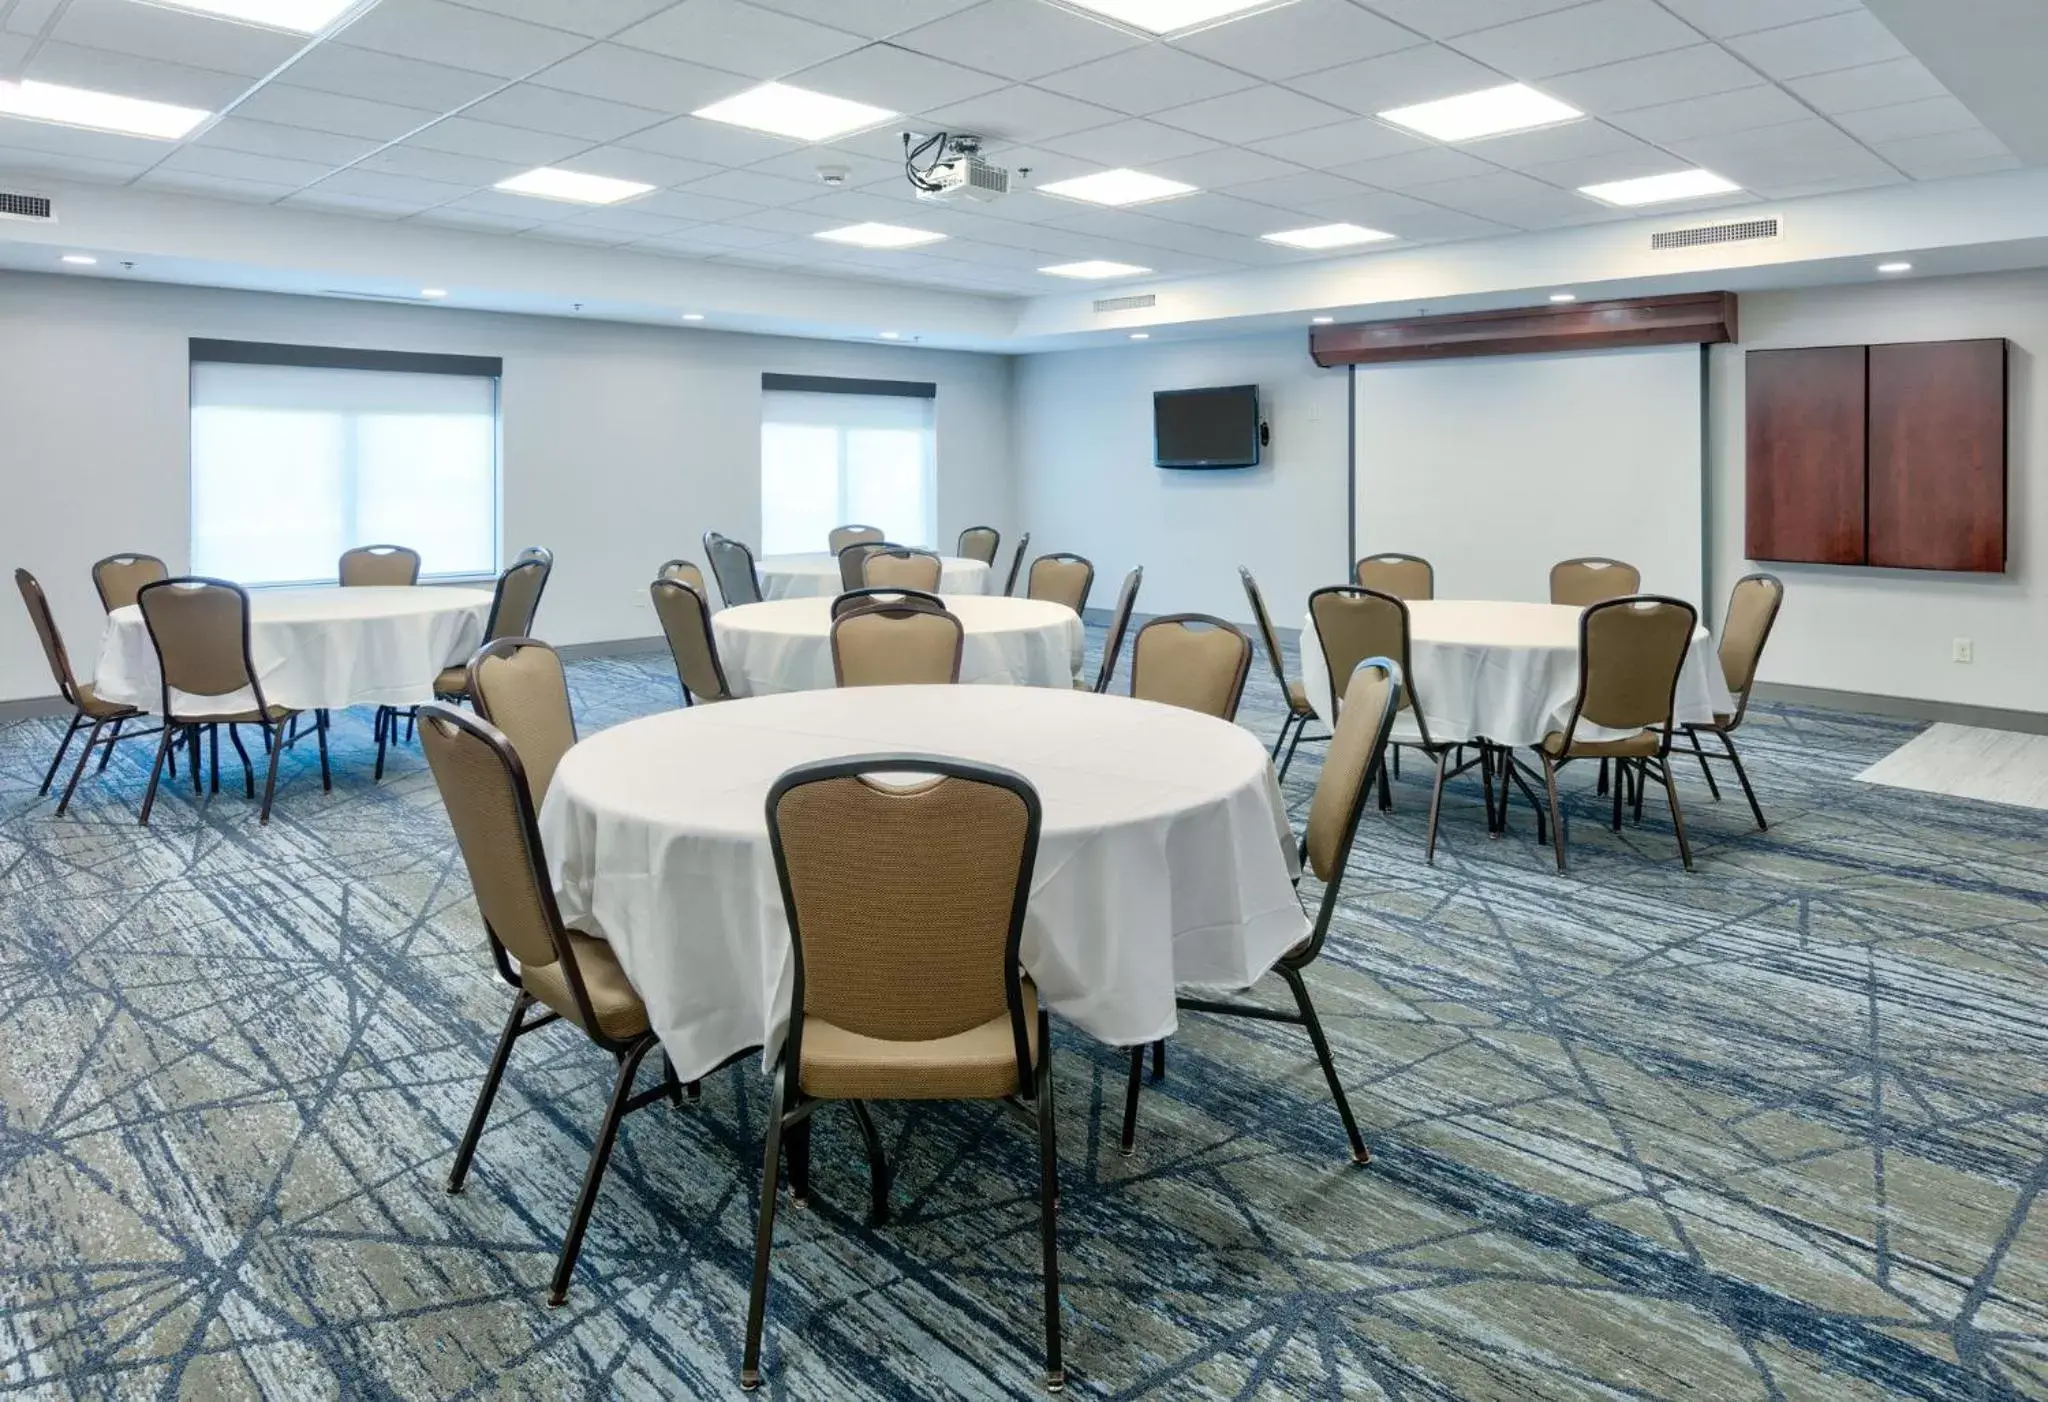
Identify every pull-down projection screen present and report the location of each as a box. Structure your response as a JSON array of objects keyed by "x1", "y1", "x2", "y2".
[{"x1": 1351, "y1": 344, "x2": 1705, "y2": 606}]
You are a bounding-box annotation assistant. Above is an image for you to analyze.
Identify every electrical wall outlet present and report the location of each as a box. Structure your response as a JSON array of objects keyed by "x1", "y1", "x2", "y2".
[{"x1": 1952, "y1": 637, "x2": 1974, "y2": 664}]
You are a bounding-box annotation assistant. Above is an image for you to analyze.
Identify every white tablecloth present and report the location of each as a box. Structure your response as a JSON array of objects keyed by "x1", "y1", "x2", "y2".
[
  {"x1": 758, "y1": 552, "x2": 990, "y2": 600},
  {"x1": 1299, "y1": 599, "x2": 1734, "y2": 747},
  {"x1": 712, "y1": 595, "x2": 1083, "y2": 696},
  {"x1": 539, "y1": 686, "x2": 1306, "y2": 1079},
  {"x1": 93, "y1": 585, "x2": 494, "y2": 714}
]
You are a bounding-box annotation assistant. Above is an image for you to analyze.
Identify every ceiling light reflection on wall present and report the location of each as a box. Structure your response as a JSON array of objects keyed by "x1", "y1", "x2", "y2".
[
  {"x1": 496, "y1": 167, "x2": 654, "y2": 204},
  {"x1": 1578, "y1": 169, "x2": 1740, "y2": 206},
  {"x1": 693, "y1": 82, "x2": 896, "y2": 142},
  {"x1": 816, "y1": 222, "x2": 947, "y2": 249},
  {"x1": 1262, "y1": 223, "x2": 1393, "y2": 250},
  {"x1": 0, "y1": 80, "x2": 208, "y2": 139},
  {"x1": 140, "y1": 0, "x2": 359, "y2": 32},
  {"x1": 1037, "y1": 168, "x2": 1196, "y2": 207},
  {"x1": 1379, "y1": 83, "x2": 1581, "y2": 142}
]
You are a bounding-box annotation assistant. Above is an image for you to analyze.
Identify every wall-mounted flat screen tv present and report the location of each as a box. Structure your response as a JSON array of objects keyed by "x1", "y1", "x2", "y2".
[{"x1": 1154, "y1": 384, "x2": 1261, "y2": 469}]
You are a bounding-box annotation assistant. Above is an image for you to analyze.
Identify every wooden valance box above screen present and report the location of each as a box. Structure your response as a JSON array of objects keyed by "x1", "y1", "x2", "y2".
[{"x1": 1746, "y1": 339, "x2": 2008, "y2": 573}]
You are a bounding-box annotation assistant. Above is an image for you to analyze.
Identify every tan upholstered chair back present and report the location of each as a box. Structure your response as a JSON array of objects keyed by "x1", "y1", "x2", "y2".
[
  {"x1": 831, "y1": 587, "x2": 943, "y2": 620},
  {"x1": 1130, "y1": 614, "x2": 1251, "y2": 720},
  {"x1": 838, "y1": 541, "x2": 887, "y2": 591},
  {"x1": 705, "y1": 534, "x2": 763, "y2": 607},
  {"x1": 93, "y1": 553, "x2": 167, "y2": 612},
  {"x1": 339, "y1": 544, "x2": 421, "y2": 587},
  {"x1": 1026, "y1": 554, "x2": 1093, "y2": 614},
  {"x1": 831, "y1": 605, "x2": 964, "y2": 686},
  {"x1": 957, "y1": 525, "x2": 1000, "y2": 565},
  {"x1": 1093, "y1": 566, "x2": 1144, "y2": 693},
  {"x1": 828, "y1": 524, "x2": 884, "y2": 555},
  {"x1": 1354, "y1": 553, "x2": 1433, "y2": 601},
  {"x1": 863, "y1": 548, "x2": 944, "y2": 593},
  {"x1": 1305, "y1": 660, "x2": 1399, "y2": 884},
  {"x1": 15, "y1": 569, "x2": 82, "y2": 705},
  {"x1": 1238, "y1": 566, "x2": 1291, "y2": 694},
  {"x1": 1718, "y1": 573, "x2": 1783, "y2": 709},
  {"x1": 658, "y1": 559, "x2": 706, "y2": 594},
  {"x1": 649, "y1": 578, "x2": 731, "y2": 703},
  {"x1": 418, "y1": 704, "x2": 565, "y2": 971},
  {"x1": 469, "y1": 639, "x2": 576, "y2": 805},
  {"x1": 487, "y1": 557, "x2": 550, "y2": 641},
  {"x1": 1002, "y1": 532, "x2": 1032, "y2": 596},
  {"x1": 137, "y1": 579, "x2": 258, "y2": 702},
  {"x1": 1550, "y1": 557, "x2": 1641, "y2": 607},
  {"x1": 1310, "y1": 586, "x2": 1415, "y2": 727},
  {"x1": 1574, "y1": 597, "x2": 1696, "y2": 737},
  {"x1": 769, "y1": 765, "x2": 1035, "y2": 1046}
]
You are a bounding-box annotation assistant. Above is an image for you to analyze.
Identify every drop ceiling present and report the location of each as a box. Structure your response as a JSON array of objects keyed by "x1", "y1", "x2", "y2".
[{"x1": 0, "y1": 0, "x2": 2023, "y2": 303}]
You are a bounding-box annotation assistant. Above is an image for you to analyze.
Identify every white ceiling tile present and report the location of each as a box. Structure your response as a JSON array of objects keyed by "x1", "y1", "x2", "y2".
[
  {"x1": 196, "y1": 118, "x2": 381, "y2": 166},
  {"x1": 532, "y1": 44, "x2": 751, "y2": 115},
  {"x1": 718, "y1": 204, "x2": 847, "y2": 233},
  {"x1": 526, "y1": 219, "x2": 637, "y2": 244},
  {"x1": 435, "y1": 187, "x2": 598, "y2": 218},
  {"x1": 1223, "y1": 169, "x2": 1368, "y2": 205},
  {"x1": 155, "y1": 144, "x2": 331, "y2": 187},
  {"x1": 282, "y1": 190, "x2": 433, "y2": 218},
  {"x1": 1331, "y1": 144, "x2": 1498, "y2": 189},
  {"x1": 1357, "y1": 0, "x2": 1585, "y2": 41},
  {"x1": 1655, "y1": 0, "x2": 1860, "y2": 39},
  {"x1": 742, "y1": 0, "x2": 984, "y2": 39},
  {"x1": 1723, "y1": 11, "x2": 1907, "y2": 81},
  {"x1": 946, "y1": 142, "x2": 1096, "y2": 186},
  {"x1": 465, "y1": 83, "x2": 669, "y2": 141},
  {"x1": 1150, "y1": 145, "x2": 1306, "y2": 188},
  {"x1": 1783, "y1": 58, "x2": 1950, "y2": 114},
  {"x1": 1874, "y1": 127, "x2": 2013, "y2": 179},
  {"x1": 444, "y1": 0, "x2": 682, "y2": 37},
  {"x1": 48, "y1": 0, "x2": 301, "y2": 76},
  {"x1": 136, "y1": 169, "x2": 294, "y2": 203},
  {"x1": 1398, "y1": 168, "x2": 1611, "y2": 226},
  {"x1": 1135, "y1": 191, "x2": 1299, "y2": 233},
  {"x1": 404, "y1": 116, "x2": 591, "y2": 163},
  {"x1": 0, "y1": 148, "x2": 151, "y2": 184},
  {"x1": 358, "y1": 143, "x2": 528, "y2": 185},
  {"x1": 1608, "y1": 85, "x2": 1811, "y2": 144},
  {"x1": 232, "y1": 86, "x2": 440, "y2": 141},
  {"x1": 338, "y1": 0, "x2": 590, "y2": 78},
  {"x1": 612, "y1": 0, "x2": 866, "y2": 76},
  {"x1": 547, "y1": 203, "x2": 692, "y2": 234},
  {"x1": 1172, "y1": 0, "x2": 1418, "y2": 81},
  {"x1": 23, "y1": 40, "x2": 251, "y2": 109},
  {"x1": 569, "y1": 144, "x2": 724, "y2": 185},
  {"x1": 286, "y1": 43, "x2": 507, "y2": 111},
  {"x1": 303, "y1": 167, "x2": 473, "y2": 206},
  {"x1": 1833, "y1": 97, "x2": 1984, "y2": 146},
  {"x1": 1462, "y1": 116, "x2": 1650, "y2": 168},
  {"x1": 616, "y1": 114, "x2": 802, "y2": 164},
  {"x1": 892, "y1": 0, "x2": 1140, "y2": 82},
  {"x1": 410, "y1": 204, "x2": 548, "y2": 232},
  {"x1": 1540, "y1": 44, "x2": 1765, "y2": 115},
  {"x1": 1152, "y1": 85, "x2": 1354, "y2": 143},
  {"x1": 1301, "y1": 187, "x2": 1513, "y2": 239},
  {"x1": 1283, "y1": 43, "x2": 1502, "y2": 116},
  {"x1": 1516, "y1": 147, "x2": 1686, "y2": 188},
  {"x1": 1035, "y1": 44, "x2": 1258, "y2": 116},
  {"x1": 792, "y1": 41, "x2": 1009, "y2": 110},
  {"x1": 1040, "y1": 118, "x2": 1218, "y2": 165},
  {"x1": 1447, "y1": 0, "x2": 1697, "y2": 80},
  {"x1": 919, "y1": 85, "x2": 1125, "y2": 143},
  {"x1": 678, "y1": 167, "x2": 826, "y2": 204},
  {"x1": 1243, "y1": 115, "x2": 1424, "y2": 165},
  {"x1": 749, "y1": 144, "x2": 900, "y2": 185},
  {"x1": 1664, "y1": 116, "x2": 1900, "y2": 188},
  {"x1": 1747, "y1": 170, "x2": 1904, "y2": 199},
  {"x1": 0, "y1": 32, "x2": 27, "y2": 66}
]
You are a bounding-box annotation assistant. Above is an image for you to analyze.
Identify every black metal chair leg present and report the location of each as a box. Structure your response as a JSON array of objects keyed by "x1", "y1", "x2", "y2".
[
  {"x1": 661, "y1": 1052, "x2": 683, "y2": 1107},
  {"x1": 189, "y1": 726, "x2": 203, "y2": 796},
  {"x1": 1279, "y1": 964, "x2": 1369, "y2": 1165},
  {"x1": 96, "y1": 718, "x2": 122, "y2": 773},
  {"x1": 1270, "y1": 711, "x2": 1293, "y2": 761},
  {"x1": 207, "y1": 723, "x2": 221, "y2": 794},
  {"x1": 448, "y1": 993, "x2": 530, "y2": 1194},
  {"x1": 1611, "y1": 759, "x2": 1625, "y2": 831},
  {"x1": 374, "y1": 706, "x2": 390, "y2": 783},
  {"x1": 1119, "y1": 1044, "x2": 1144, "y2": 1156},
  {"x1": 1375, "y1": 763, "x2": 1392, "y2": 812},
  {"x1": 1686, "y1": 727, "x2": 1722, "y2": 799},
  {"x1": 41, "y1": 713, "x2": 85, "y2": 796},
  {"x1": 1632, "y1": 758, "x2": 1647, "y2": 824},
  {"x1": 139, "y1": 725, "x2": 176, "y2": 825},
  {"x1": 1540, "y1": 754, "x2": 1568, "y2": 872},
  {"x1": 786, "y1": 1112, "x2": 811, "y2": 1209},
  {"x1": 258, "y1": 720, "x2": 285, "y2": 824},
  {"x1": 548, "y1": 1037, "x2": 655, "y2": 1307},
  {"x1": 228, "y1": 725, "x2": 254, "y2": 798},
  {"x1": 1278, "y1": 717, "x2": 1306, "y2": 783},
  {"x1": 1721, "y1": 731, "x2": 1768, "y2": 831},
  {"x1": 1597, "y1": 757, "x2": 1609, "y2": 797},
  {"x1": 741, "y1": 1068, "x2": 791, "y2": 1392},
  {"x1": 1424, "y1": 749, "x2": 1450, "y2": 864},
  {"x1": 1659, "y1": 758, "x2": 1695, "y2": 871},
  {"x1": 849, "y1": 1100, "x2": 890, "y2": 1225},
  {"x1": 1149, "y1": 1039, "x2": 1164, "y2": 1082},
  {"x1": 316, "y1": 709, "x2": 332, "y2": 792},
  {"x1": 1035, "y1": 1022, "x2": 1064, "y2": 1393},
  {"x1": 56, "y1": 719, "x2": 104, "y2": 816},
  {"x1": 1481, "y1": 743, "x2": 1499, "y2": 836}
]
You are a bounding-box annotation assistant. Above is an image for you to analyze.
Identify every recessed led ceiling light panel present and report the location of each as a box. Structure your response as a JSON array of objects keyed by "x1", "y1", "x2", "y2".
[
  {"x1": 1549, "y1": 292, "x2": 1576, "y2": 302},
  {"x1": 1054, "y1": 0, "x2": 1294, "y2": 34},
  {"x1": 816, "y1": 222, "x2": 947, "y2": 249},
  {"x1": 1037, "y1": 168, "x2": 1195, "y2": 207},
  {"x1": 61, "y1": 253, "x2": 97, "y2": 265},
  {"x1": 1040, "y1": 260, "x2": 1152, "y2": 278},
  {"x1": 140, "y1": 0, "x2": 358, "y2": 32},
  {"x1": 0, "y1": 80, "x2": 207, "y2": 139},
  {"x1": 495, "y1": 167, "x2": 654, "y2": 204},
  {"x1": 1262, "y1": 223, "x2": 1393, "y2": 250},
  {"x1": 1578, "y1": 169, "x2": 1740, "y2": 206},
  {"x1": 693, "y1": 82, "x2": 896, "y2": 142},
  {"x1": 1379, "y1": 83, "x2": 1581, "y2": 142},
  {"x1": 1877, "y1": 261, "x2": 1912, "y2": 273}
]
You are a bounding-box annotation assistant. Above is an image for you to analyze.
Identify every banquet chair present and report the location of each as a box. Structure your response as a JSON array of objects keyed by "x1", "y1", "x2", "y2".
[
  {"x1": 1121, "y1": 657, "x2": 1399, "y2": 1165},
  {"x1": 743, "y1": 756, "x2": 1059, "y2": 1392},
  {"x1": 957, "y1": 524, "x2": 1000, "y2": 566},
  {"x1": 1129, "y1": 613, "x2": 1251, "y2": 721},
  {"x1": 1550, "y1": 557, "x2": 1641, "y2": 607},
  {"x1": 830, "y1": 586, "x2": 944, "y2": 620},
  {"x1": 827, "y1": 524, "x2": 884, "y2": 555},
  {"x1": 468, "y1": 638, "x2": 576, "y2": 806},
  {"x1": 657, "y1": 558, "x2": 707, "y2": 595},
  {"x1": 426, "y1": 552, "x2": 553, "y2": 731},
  {"x1": 1241, "y1": 567, "x2": 1323, "y2": 781},
  {"x1": 1027, "y1": 552, "x2": 1094, "y2": 615},
  {"x1": 1002, "y1": 532, "x2": 1032, "y2": 596},
  {"x1": 705, "y1": 533, "x2": 765, "y2": 607},
  {"x1": 339, "y1": 544, "x2": 421, "y2": 587},
  {"x1": 650, "y1": 577, "x2": 735, "y2": 705},
  {"x1": 92, "y1": 552, "x2": 167, "y2": 612},
  {"x1": 1518, "y1": 596, "x2": 1699, "y2": 873},
  {"x1": 836, "y1": 540, "x2": 890, "y2": 591},
  {"x1": 1091, "y1": 566, "x2": 1143, "y2": 693},
  {"x1": 1309, "y1": 586, "x2": 1405, "y2": 811},
  {"x1": 1683, "y1": 572, "x2": 1784, "y2": 831},
  {"x1": 830, "y1": 602, "x2": 964, "y2": 686},
  {"x1": 862, "y1": 546, "x2": 944, "y2": 593},
  {"x1": 418, "y1": 702, "x2": 708, "y2": 1309},
  {"x1": 135, "y1": 578, "x2": 320, "y2": 825},
  {"x1": 16, "y1": 568, "x2": 153, "y2": 815},
  {"x1": 1354, "y1": 553, "x2": 1434, "y2": 601}
]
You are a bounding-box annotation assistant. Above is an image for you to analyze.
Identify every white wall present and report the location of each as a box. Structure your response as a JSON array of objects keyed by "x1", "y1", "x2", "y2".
[
  {"x1": 1014, "y1": 333, "x2": 1350, "y2": 624},
  {"x1": 0, "y1": 271, "x2": 1014, "y2": 702}
]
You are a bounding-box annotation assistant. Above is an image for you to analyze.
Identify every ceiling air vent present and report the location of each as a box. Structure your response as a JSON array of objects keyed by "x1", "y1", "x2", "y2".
[
  {"x1": 1093, "y1": 293, "x2": 1155, "y2": 313},
  {"x1": 0, "y1": 190, "x2": 55, "y2": 222},
  {"x1": 1651, "y1": 217, "x2": 1778, "y2": 251}
]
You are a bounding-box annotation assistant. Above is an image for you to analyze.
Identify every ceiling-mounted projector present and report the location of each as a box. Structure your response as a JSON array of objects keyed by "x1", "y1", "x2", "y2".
[{"x1": 904, "y1": 132, "x2": 1010, "y2": 205}]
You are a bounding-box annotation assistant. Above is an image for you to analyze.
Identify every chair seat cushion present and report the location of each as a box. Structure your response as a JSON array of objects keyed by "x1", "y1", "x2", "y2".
[
  {"x1": 434, "y1": 665, "x2": 470, "y2": 697},
  {"x1": 74, "y1": 683, "x2": 140, "y2": 720},
  {"x1": 800, "y1": 981, "x2": 1039, "y2": 1101},
  {"x1": 1542, "y1": 728, "x2": 1660, "y2": 759},
  {"x1": 174, "y1": 703, "x2": 294, "y2": 725},
  {"x1": 522, "y1": 931, "x2": 651, "y2": 1042},
  {"x1": 1711, "y1": 713, "x2": 1735, "y2": 729}
]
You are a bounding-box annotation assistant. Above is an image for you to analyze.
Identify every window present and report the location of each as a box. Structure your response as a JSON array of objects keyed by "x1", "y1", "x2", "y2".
[
  {"x1": 190, "y1": 358, "x2": 500, "y2": 586},
  {"x1": 761, "y1": 387, "x2": 934, "y2": 555}
]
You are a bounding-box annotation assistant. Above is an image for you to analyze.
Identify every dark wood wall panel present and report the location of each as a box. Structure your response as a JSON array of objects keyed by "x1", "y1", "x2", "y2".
[
  {"x1": 1745, "y1": 346, "x2": 1868, "y2": 565},
  {"x1": 1867, "y1": 339, "x2": 2007, "y2": 572},
  {"x1": 1308, "y1": 291, "x2": 1737, "y2": 366}
]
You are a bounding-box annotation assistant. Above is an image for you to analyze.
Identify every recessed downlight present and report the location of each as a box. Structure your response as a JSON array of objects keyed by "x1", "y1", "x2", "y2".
[
  {"x1": 61, "y1": 253, "x2": 97, "y2": 266},
  {"x1": 1877, "y1": 261, "x2": 1913, "y2": 273},
  {"x1": 1549, "y1": 292, "x2": 1576, "y2": 303},
  {"x1": 0, "y1": 79, "x2": 208, "y2": 139},
  {"x1": 1379, "y1": 83, "x2": 1581, "y2": 143},
  {"x1": 682, "y1": 312, "x2": 706, "y2": 321},
  {"x1": 1311, "y1": 315, "x2": 1335, "y2": 325},
  {"x1": 1037, "y1": 168, "x2": 1195, "y2": 207},
  {"x1": 693, "y1": 82, "x2": 895, "y2": 142},
  {"x1": 1129, "y1": 332, "x2": 1150, "y2": 340}
]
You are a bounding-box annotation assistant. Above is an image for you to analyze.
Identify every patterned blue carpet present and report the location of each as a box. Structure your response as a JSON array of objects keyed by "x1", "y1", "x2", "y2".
[{"x1": 2, "y1": 625, "x2": 2044, "y2": 1399}]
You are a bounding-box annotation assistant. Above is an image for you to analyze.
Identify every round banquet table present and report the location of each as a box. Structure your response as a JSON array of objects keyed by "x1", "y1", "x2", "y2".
[
  {"x1": 712, "y1": 594, "x2": 1084, "y2": 696},
  {"x1": 93, "y1": 585, "x2": 494, "y2": 714},
  {"x1": 1299, "y1": 599, "x2": 1735, "y2": 747},
  {"x1": 758, "y1": 552, "x2": 990, "y2": 600},
  {"x1": 539, "y1": 685, "x2": 1308, "y2": 1080}
]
